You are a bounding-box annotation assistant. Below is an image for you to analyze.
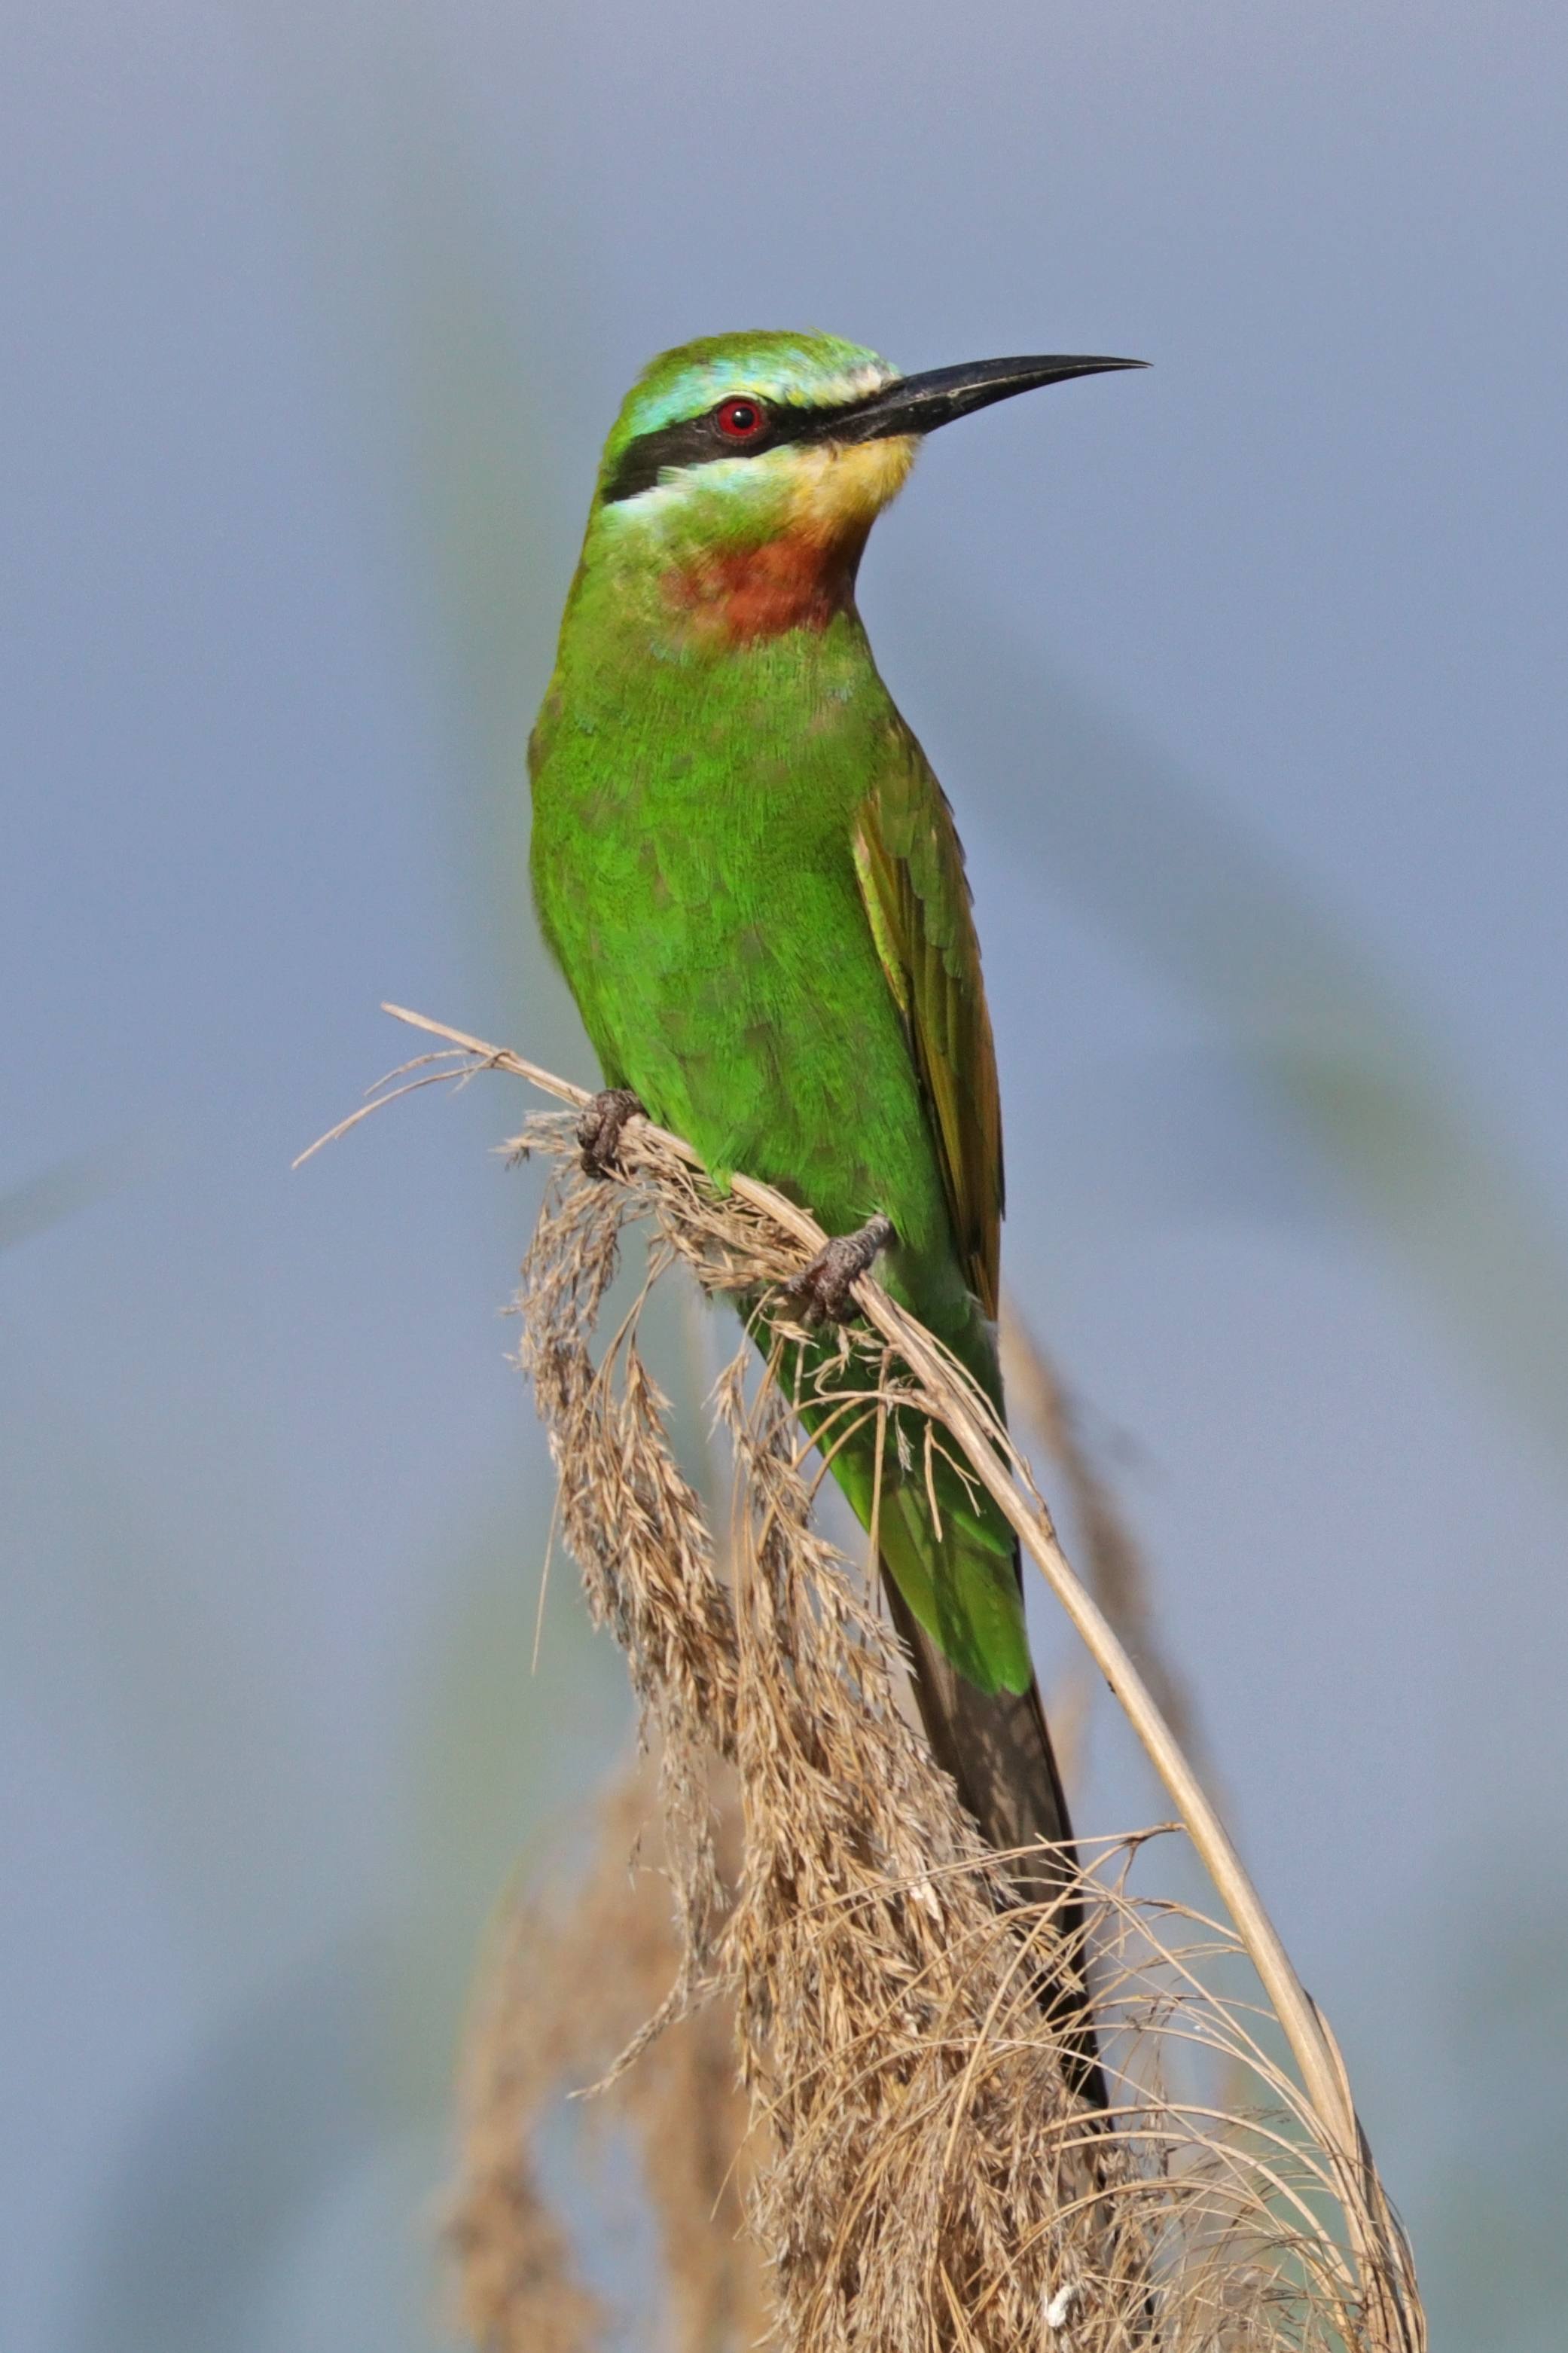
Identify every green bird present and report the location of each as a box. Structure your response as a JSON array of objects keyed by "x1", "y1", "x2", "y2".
[{"x1": 529, "y1": 331, "x2": 1142, "y2": 2071}]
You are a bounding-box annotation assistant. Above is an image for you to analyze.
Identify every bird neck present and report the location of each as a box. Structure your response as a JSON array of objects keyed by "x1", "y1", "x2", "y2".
[
  {"x1": 654, "y1": 514, "x2": 871, "y2": 648},
  {"x1": 568, "y1": 438, "x2": 916, "y2": 659}
]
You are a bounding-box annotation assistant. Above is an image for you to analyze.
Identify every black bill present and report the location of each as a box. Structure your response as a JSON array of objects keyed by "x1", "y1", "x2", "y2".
[{"x1": 817, "y1": 353, "x2": 1149, "y2": 445}]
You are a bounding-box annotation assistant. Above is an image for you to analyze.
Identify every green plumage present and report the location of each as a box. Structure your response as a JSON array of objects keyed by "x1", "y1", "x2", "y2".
[{"x1": 529, "y1": 330, "x2": 1030, "y2": 1696}]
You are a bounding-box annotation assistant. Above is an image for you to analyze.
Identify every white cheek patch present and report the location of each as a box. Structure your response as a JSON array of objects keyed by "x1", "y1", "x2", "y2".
[
  {"x1": 605, "y1": 435, "x2": 917, "y2": 539},
  {"x1": 602, "y1": 452, "x2": 789, "y2": 525}
]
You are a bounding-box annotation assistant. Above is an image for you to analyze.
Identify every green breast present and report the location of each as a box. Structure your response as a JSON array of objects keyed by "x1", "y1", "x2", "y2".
[{"x1": 529, "y1": 611, "x2": 952, "y2": 1265}]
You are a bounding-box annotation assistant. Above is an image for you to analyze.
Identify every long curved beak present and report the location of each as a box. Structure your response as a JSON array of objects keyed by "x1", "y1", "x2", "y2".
[{"x1": 820, "y1": 353, "x2": 1148, "y2": 444}]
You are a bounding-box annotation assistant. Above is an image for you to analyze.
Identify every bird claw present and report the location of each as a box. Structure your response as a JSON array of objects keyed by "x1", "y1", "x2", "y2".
[
  {"x1": 577, "y1": 1088, "x2": 645, "y2": 1176},
  {"x1": 780, "y1": 1215, "x2": 896, "y2": 1326}
]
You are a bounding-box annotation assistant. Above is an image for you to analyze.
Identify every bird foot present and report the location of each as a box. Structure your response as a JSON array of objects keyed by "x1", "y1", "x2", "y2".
[
  {"x1": 576, "y1": 1088, "x2": 645, "y2": 1176},
  {"x1": 780, "y1": 1214, "x2": 896, "y2": 1326}
]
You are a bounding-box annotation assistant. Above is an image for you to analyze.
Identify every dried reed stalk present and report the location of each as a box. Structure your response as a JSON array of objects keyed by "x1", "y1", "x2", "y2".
[
  {"x1": 999, "y1": 1302, "x2": 1210, "y2": 1787},
  {"x1": 312, "y1": 1007, "x2": 1426, "y2": 2351}
]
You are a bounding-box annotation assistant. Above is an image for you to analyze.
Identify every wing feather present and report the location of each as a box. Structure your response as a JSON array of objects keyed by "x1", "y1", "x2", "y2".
[{"x1": 853, "y1": 728, "x2": 1004, "y2": 1317}]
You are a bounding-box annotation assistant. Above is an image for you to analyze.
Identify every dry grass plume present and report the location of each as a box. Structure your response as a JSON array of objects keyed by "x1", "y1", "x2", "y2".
[{"x1": 304, "y1": 1009, "x2": 1426, "y2": 2353}]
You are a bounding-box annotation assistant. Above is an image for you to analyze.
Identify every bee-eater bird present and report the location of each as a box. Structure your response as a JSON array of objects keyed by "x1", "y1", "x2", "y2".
[{"x1": 529, "y1": 331, "x2": 1143, "y2": 2081}]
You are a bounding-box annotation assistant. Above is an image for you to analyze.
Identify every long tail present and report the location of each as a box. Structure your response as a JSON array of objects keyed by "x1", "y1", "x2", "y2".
[
  {"x1": 786, "y1": 1315, "x2": 1109, "y2": 2107},
  {"x1": 880, "y1": 1563, "x2": 1109, "y2": 2110}
]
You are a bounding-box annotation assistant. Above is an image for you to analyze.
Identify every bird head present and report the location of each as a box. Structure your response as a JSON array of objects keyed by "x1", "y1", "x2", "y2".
[{"x1": 577, "y1": 329, "x2": 1144, "y2": 652}]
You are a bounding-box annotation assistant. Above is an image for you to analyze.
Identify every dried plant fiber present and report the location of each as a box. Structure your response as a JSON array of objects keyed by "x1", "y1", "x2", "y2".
[{"x1": 304, "y1": 1009, "x2": 1426, "y2": 2353}]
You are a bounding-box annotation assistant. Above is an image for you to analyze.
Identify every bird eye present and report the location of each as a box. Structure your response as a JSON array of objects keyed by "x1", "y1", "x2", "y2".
[{"x1": 714, "y1": 397, "x2": 767, "y2": 441}]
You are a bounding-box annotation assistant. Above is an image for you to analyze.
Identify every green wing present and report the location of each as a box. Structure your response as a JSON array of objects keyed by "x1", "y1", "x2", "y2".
[{"x1": 853, "y1": 722, "x2": 1005, "y2": 1317}]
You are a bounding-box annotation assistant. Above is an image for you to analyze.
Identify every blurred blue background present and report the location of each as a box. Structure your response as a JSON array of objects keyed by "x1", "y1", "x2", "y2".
[{"x1": 4, "y1": 3, "x2": 1566, "y2": 2345}]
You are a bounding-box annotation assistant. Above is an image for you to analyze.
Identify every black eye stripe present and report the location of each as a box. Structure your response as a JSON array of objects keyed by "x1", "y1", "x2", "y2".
[
  {"x1": 597, "y1": 356, "x2": 1145, "y2": 507},
  {"x1": 601, "y1": 395, "x2": 873, "y2": 505}
]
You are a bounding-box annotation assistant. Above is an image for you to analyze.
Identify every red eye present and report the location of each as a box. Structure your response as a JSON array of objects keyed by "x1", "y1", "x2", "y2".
[{"x1": 715, "y1": 396, "x2": 767, "y2": 441}]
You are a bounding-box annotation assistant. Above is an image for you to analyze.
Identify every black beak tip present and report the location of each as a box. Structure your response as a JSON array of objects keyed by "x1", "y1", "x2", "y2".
[
  {"x1": 835, "y1": 352, "x2": 1152, "y2": 444},
  {"x1": 1052, "y1": 356, "x2": 1150, "y2": 379}
]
